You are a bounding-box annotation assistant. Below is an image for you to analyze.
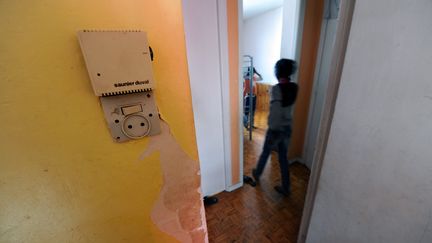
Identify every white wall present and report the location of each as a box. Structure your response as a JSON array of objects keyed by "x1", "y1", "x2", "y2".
[
  {"x1": 243, "y1": 7, "x2": 282, "y2": 84},
  {"x1": 306, "y1": 0, "x2": 432, "y2": 242},
  {"x1": 280, "y1": 0, "x2": 300, "y2": 59},
  {"x1": 181, "y1": 0, "x2": 227, "y2": 196}
]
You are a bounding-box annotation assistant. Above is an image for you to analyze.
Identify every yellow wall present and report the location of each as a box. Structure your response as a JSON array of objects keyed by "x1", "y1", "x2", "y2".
[{"x1": 0, "y1": 1, "x2": 204, "y2": 242}]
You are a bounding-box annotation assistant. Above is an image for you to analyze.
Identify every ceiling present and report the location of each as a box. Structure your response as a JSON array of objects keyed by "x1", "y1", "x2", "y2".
[{"x1": 243, "y1": 0, "x2": 284, "y2": 19}]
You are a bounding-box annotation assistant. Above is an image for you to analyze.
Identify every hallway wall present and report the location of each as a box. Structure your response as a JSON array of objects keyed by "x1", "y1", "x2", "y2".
[
  {"x1": 307, "y1": 0, "x2": 432, "y2": 242},
  {"x1": 0, "y1": 1, "x2": 206, "y2": 242}
]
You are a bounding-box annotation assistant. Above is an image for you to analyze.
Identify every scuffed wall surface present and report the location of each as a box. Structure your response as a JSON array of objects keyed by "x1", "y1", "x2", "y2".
[
  {"x1": 141, "y1": 121, "x2": 208, "y2": 243},
  {"x1": 306, "y1": 0, "x2": 432, "y2": 242},
  {"x1": 0, "y1": 0, "x2": 206, "y2": 242}
]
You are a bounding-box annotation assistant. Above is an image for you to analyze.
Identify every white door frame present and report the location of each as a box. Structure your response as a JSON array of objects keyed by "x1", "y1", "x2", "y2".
[
  {"x1": 216, "y1": 0, "x2": 232, "y2": 191},
  {"x1": 297, "y1": 0, "x2": 356, "y2": 242},
  {"x1": 303, "y1": 0, "x2": 339, "y2": 169},
  {"x1": 216, "y1": 0, "x2": 244, "y2": 192},
  {"x1": 182, "y1": 0, "x2": 228, "y2": 196},
  {"x1": 235, "y1": 0, "x2": 245, "y2": 191}
]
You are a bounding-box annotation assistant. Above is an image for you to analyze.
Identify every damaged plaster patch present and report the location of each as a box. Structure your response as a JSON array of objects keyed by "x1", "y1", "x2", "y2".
[{"x1": 140, "y1": 120, "x2": 208, "y2": 243}]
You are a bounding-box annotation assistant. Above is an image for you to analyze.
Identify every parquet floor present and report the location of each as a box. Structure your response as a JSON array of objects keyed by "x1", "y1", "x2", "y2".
[{"x1": 205, "y1": 110, "x2": 311, "y2": 243}]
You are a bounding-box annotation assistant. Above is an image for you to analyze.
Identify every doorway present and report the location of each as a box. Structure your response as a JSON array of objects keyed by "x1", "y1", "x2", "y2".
[
  {"x1": 207, "y1": 0, "x2": 314, "y2": 241},
  {"x1": 204, "y1": 0, "x2": 355, "y2": 242}
]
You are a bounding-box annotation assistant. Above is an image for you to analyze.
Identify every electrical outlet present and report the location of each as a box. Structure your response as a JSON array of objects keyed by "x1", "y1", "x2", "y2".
[
  {"x1": 100, "y1": 91, "x2": 160, "y2": 142},
  {"x1": 121, "y1": 114, "x2": 151, "y2": 139}
]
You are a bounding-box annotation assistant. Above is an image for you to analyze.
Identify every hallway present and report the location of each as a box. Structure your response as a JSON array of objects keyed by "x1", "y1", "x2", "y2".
[{"x1": 205, "y1": 110, "x2": 310, "y2": 242}]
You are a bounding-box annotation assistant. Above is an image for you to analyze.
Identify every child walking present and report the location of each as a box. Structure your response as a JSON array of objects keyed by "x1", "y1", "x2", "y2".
[{"x1": 252, "y1": 59, "x2": 298, "y2": 196}]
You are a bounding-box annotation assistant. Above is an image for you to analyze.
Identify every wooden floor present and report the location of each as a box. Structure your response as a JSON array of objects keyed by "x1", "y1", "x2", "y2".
[{"x1": 205, "y1": 110, "x2": 311, "y2": 243}]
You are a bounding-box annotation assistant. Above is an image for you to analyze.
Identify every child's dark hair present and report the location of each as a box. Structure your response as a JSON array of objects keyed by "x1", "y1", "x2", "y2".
[{"x1": 274, "y1": 59, "x2": 297, "y2": 79}]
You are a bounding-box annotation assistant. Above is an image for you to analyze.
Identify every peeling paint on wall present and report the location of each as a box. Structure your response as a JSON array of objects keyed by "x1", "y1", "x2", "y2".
[{"x1": 141, "y1": 120, "x2": 208, "y2": 243}]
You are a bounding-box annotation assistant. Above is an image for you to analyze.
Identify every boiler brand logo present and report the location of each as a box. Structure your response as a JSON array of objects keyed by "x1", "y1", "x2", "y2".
[{"x1": 114, "y1": 80, "x2": 150, "y2": 87}]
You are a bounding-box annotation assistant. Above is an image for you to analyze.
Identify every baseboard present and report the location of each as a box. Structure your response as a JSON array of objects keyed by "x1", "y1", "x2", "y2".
[{"x1": 226, "y1": 182, "x2": 243, "y2": 192}]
